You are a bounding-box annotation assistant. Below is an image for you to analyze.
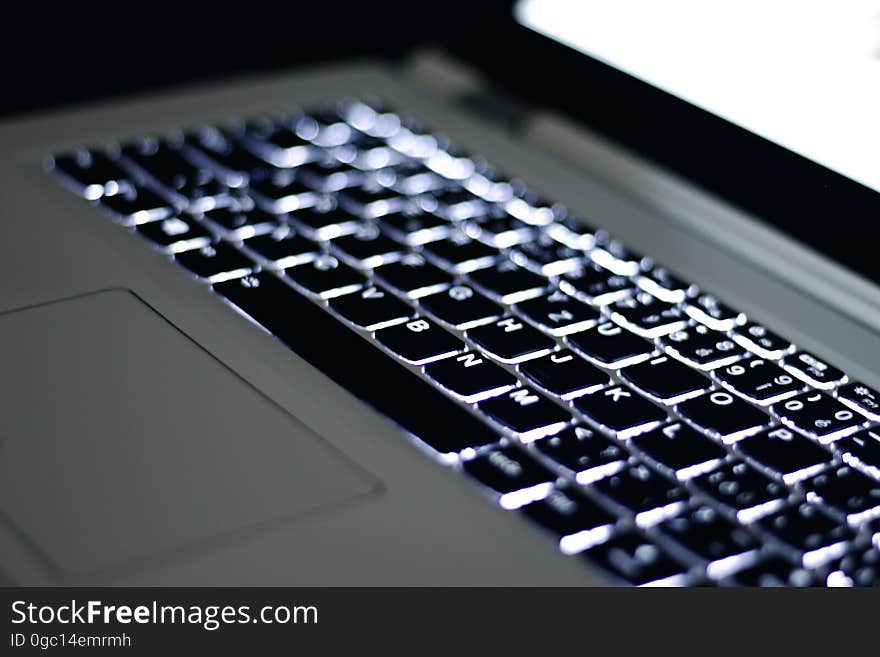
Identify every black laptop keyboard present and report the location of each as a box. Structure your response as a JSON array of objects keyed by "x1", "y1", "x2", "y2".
[{"x1": 49, "y1": 99, "x2": 880, "y2": 586}]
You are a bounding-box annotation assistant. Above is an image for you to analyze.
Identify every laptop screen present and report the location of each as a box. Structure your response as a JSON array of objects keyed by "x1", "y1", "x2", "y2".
[{"x1": 516, "y1": 0, "x2": 880, "y2": 195}]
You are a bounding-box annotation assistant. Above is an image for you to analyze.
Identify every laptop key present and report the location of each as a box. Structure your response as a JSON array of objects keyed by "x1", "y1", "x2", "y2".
[
  {"x1": 837, "y1": 428, "x2": 880, "y2": 476},
  {"x1": 608, "y1": 294, "x2": 687, "y2": 338},
  {"x1": 534, "y1": 426, "x2": 628, "y2": 483},
  {"x1": 377, "y1": 210, "x2": 451, "y2": 245},
  {"x1": 329, "y1": 285, "x2": 412, "y2": 330},
  {"x1": 386, "y1": 163, "x2": 443, "y2": 195},
  {"x1": 425, "y1": 352, "x2": 516, "y2": 403},
  {"x1": 243, "y1": 228, "x2": 318, "y2": 268},
  {"x1": 99, "y1": 186, "x2": 174, "y2": 226},
  {"x1": 677, "y1": 391, "x2": 769, "y2": 443},
  {"x1": 462, "y1": 446, "x2": 556, "y2": 509},
  {"x1": 506, "y1": 190, "x2": 559, "y2": 226},
  {"x1": 330, "y1": 229, "x2": 404, "y2": 269},
  {"x1": 338, "y1": 184, "x2": 406, "y2": 218},
  {"x1": 249, "y1": 175, "x2": 317, "y2": 214},
  {"x1": 826, "y1": 546, "x2": 880, "y2": 587},
  {"x1": 179, "y1": 178, "x2": 230, "y2": 210},
  {"x1": 468, "y1": 214, "x2": 536, "y2": 248},
  {"x1": 309, "y1": 112, "x2": 357, "y2": 138},
  {"x1": 732, "y1": 321, "x2": 795, "y2": 360},
  {"x1": 594, "y1": 464, "x2": 689, "y2": 526},
  {"x1": 419, "y1": 285, "x2": 502, "y2": 330},
  {"x1": 567, "y1": 322, "x2": 654, "y2": 368},
  {"x1": 559, "y1": 265, "x2": 633, "y2": 306},
  {"x1": 422, "y1": 140, "x2": 472, "y2": 176},
  {"x1": 175, "y1": 242, "x2": 253, "y2": 282},
  {"x1": 782, "y1": 351, "x2": 848, "y2": 390},
  {"x1": 374, "y1": 256, "x2": 453, "y2": 299},
  {"x1": 731, "y1": 556, "x2": 816, "y2": 587},
  {"x1": 297, "y1": 158, "x2": 362, "y2": 192},
  {"x1": 515, "y1": 291, "x2": 600, "y2": 336},
  {"x1": 423, "y1": 187, "x2": 485, "y2": 220},
  {"x1": 288, "y1": 204, "x2": 361, "y2": 241},
  {"x1": 120, "y1": 139, "x2": 196, "y2": 182},
  {"x1": 736, "y1": 426, "x2": 832, "y2": 484},
  {"x1": 50, "y1": 150, "x2": 132, "y2": 199},
  {"x1": 182, "y1": 127, "x2": 270, "y2": 185},
  {"x1": 374, "y1": 317, "x2": 464, "y2": 365},
  {"x1": 303, "y1": 111, "x2": 354, "y2": 146},
  {"x1": 423, "y1": 235, "x2": 499, "y2": 273},
  {"x1": 631, "y1": 422, "x2": 727, "y2": 480},
  {"x1": 620, "y1": 355, "x2": 710, "y2": 404},
  {"x1": 546, "y1": 215, "x2": 597, "y2": 250},
  {"x1": 285, "y1": 254, "x2": 366, "y2": 299},
  {"x1": 583, "y1": 531, "x2": 689, "y2": 586},
  {"x1": 589, "y1": 237, "x2": 644, "y2": 277},
  {"x1": 660, "y1": 323, "x2": 745, "y2": 370},
  {"x1": 758, "y1": 503, "x2": 852, "y2": 568},
  {"x1": 464, "y1": 167, "x2": 515, "y2": 203},
  {"x1": 574, "y1": 386, "x2": 668, "y2": 439},
  {"x1": 136, "y1": 215, "x2": 212, "y2": 252},
  {"x1": 346, "y1": 144, "x2": 407, "y2": 172},
  {"x1": 121, "y1": 140, "x2": 223, "y2": 204},
  {"x1": 202, "y1": 205, "x2": 277, "y2": 235},
  {"x1": 467, "y1": 317, "x2": 556, "y2": 364},
  {"x1": 511, "y1": 235, "x2": 582, "y2": 276},
  {"x1": 243, "y1": 121, "x2": 316, "y2": 167},
  {"x1": 659, "y1": 506, "x2": 759, "y2": 577},
  {"x1": 478, "y1": 387, "x2": 570, "y2": 441},
  {"x1": 468, "y1": 261, "x2": 548, "y2": 305},
  {"x1": 772, "y1": 391, "x2": 863, "y2": 444},
  {"x1": 519, "y1": 349, "x2": 610, "y2": 399},
  {"x1": 212, "y1": 272, "x2": 497, "y2": 455},
  {"x1": 636, "y1": 266, "x2": 692, "y2": 303},
  {"x1": 693, "y1": 461, "x2": 787, "y2": 521},
  {"x1": 836, "y1": 382, "x2": 880, "y2": 421},
  {"x1": 685, "y1": 294, "x2": 747, "y2": 331},
  {"x1": 521, "y1": 486, "x2": 617, "y2": 554},
  {"x1": 413, "y1": 148, "x2": 471, "y2": 182},
  {"x1": 805, "y1": 466, "x2": 880, "y2": 525},
  {"x1": 713, "y1": 357, "x2": 803, "y2": 405}
]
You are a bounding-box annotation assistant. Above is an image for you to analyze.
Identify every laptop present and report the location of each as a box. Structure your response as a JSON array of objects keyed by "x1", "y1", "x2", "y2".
[{"x1": 1, "y1": 0, "x2": 878, "y2": 587}]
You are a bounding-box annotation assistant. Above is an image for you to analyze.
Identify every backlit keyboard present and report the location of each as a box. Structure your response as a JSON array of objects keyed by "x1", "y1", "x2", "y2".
[{"x1": 49, "y1": 99, "x2": 880, "y2": 586}]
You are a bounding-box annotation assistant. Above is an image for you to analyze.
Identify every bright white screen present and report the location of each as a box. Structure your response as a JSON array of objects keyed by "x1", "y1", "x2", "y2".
[{"x1": 517, "y1": 0, "x2": 880, "y2": 193}]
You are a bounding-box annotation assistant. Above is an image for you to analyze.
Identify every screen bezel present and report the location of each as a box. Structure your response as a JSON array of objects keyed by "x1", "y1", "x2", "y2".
[{"x1": 445, "y1": 3, "x2": 880, "y2": 287}]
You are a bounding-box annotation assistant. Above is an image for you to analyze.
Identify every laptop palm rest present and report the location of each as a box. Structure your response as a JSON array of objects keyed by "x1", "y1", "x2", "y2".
[{"x1": 0, "y1": 289, "x2": 380, "y2": 580}]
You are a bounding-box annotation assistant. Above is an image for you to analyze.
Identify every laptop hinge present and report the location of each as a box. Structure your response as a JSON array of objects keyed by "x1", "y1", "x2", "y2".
[{"x1": 403, "y1": 48, "x2": 530, "y2": 133}]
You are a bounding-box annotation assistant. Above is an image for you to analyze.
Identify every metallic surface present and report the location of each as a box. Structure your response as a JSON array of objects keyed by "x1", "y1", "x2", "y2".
[{"x1": 1, "y1": 59, "x2": 878, "y2": 584}]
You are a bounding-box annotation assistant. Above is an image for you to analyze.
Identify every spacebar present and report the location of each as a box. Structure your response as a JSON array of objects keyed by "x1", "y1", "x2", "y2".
[{"x1": 213, "y1": 272, "x2": 499, "y2": 454}]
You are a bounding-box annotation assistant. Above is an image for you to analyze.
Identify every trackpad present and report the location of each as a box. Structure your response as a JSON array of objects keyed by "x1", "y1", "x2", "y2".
[{"x1": 0, "y1": 290, "x2": 379, "y2": 577}]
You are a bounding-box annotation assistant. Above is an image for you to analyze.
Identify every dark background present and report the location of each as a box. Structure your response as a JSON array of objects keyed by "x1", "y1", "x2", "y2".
[{"x1": 2, "y1": 2, "x2": 510, "y2": 119}]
